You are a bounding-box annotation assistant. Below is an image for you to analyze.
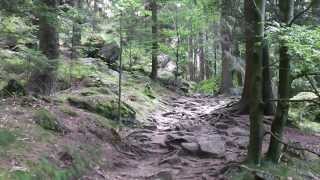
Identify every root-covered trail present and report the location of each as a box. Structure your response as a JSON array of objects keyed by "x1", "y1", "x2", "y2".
[{"x1": 87, "y1": 95, "x2": 320, "y2": 180}]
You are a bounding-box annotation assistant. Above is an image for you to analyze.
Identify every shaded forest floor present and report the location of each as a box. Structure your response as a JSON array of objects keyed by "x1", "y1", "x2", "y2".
[
  {"x1": 85, "y1": 95, "x2": 320, "y2": 180},
  {"x1": 0, "y1": 57, "x2": 319, "y2": 179}
]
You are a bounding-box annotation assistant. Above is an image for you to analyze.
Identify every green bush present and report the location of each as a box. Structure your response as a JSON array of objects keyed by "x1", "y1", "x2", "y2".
[{"x1": 194, "y1": 78, "x2": 219, "y2": 94}]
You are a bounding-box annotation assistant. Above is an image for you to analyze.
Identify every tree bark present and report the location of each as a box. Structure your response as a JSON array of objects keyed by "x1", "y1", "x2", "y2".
[
  {"x1": 29, "y1": 0, "x2": 60, "y2": 95},
  {"x1": 199, "y1": 32, "x2": 205, "y2": 81},
  {"x1": 71, "y1": 0, "x2": 82, "y2": 59},
  {"x1": 246, "y1": 0, "x2": 266, "y2": 165},
  {"x1": 150, "y1": 0, "x2": 158, "y2": 80},
  {"x1": 262, "y1": 40, "x2": 276, "y2": 115},
  {"x1": 205, "y1": 32, "x2": 212, "y2": 80},
  {"x1": 267, "y1": 0, "x2": 294, "y2": 163},
  {"x1": 188, "y1": 36, "x2": 195, "y2": 81},
  {"x1": 39, "y1": 0, "x2": 59, "y2": 59},
  {"x1": 219, "y1": 0, "x2": 234, "y2": 94}
]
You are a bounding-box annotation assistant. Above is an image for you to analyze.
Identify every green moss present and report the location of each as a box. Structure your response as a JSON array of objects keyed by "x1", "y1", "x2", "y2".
[
  {"x1": 0, "y1": 129, "x2": 16, "y2": 147},
  {"x1": 33, "y1": 109, "x2": 65, "y2": 133},
  {"x1": 67, "y1": 96, "x2": 136, "y2": 123}
]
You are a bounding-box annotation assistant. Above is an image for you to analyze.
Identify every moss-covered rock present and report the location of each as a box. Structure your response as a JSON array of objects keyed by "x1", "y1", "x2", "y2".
[
  {"x1": 34, "y1": 109, "x2": 68, "y2": 133},
  {"x1": 67, "y1": 96, "x2": 136, "y2": 124},
  {"x1": 0, "y1": 79, "x2": 26, "y2": 97}
]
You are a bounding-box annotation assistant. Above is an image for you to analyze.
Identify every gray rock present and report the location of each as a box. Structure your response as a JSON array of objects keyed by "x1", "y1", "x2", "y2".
[
  {"x1": 99, "y1": 42, "x2": 120, "y2": 64},
  {"x1": 303, "y1": 151, "x2": 319, "y2": 161},
  {"x1": 153, "y1": 171, "x2": 173, "y2": 180},
  {"x1": 197, "y1": 135, "x2": 226, "y2": 158},
  {"x1": 215, "y1": 122, "x2": 229, "y2": 130},
  {"x1": 229, "y1": 127, "x2": 249, "y2": 137},
  {"x1": 181, "y1": 142, "x2": 200, "y2": 154}
]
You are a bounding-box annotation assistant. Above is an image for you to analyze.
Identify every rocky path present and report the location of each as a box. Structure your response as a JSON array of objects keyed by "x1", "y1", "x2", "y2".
[{"x1": 86, "y1": 95, "x2": 320, "y2": 180}]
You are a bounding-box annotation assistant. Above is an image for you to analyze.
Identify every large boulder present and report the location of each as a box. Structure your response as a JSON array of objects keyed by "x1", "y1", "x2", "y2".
[
  {"x1": 197, "y1": 135, "x2": 226, "y2": 158},
  {"x1": 98, "y1": 42, "x2": 120, "y2": 65}
]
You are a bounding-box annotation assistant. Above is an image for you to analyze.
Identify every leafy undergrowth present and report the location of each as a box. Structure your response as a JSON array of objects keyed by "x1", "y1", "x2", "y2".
[
  {"x1": 0, "y1": 55, "x2": 173, "y2": 179},
  {"x1": 194, "y1": 78, "x2": 219, "y2": 94}
]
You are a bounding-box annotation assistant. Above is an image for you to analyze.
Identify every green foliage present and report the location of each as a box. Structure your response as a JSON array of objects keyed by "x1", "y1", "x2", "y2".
[
  {"x1": 268, "y1": 25, "x2": 320, "y2": 76},
  {"x1": 194, "y1": 78, "x2": 219, "y2": 94}
]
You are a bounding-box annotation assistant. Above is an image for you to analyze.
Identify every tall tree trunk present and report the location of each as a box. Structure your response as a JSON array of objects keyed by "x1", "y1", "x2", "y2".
[
  {"x1": 214, "y1": 44, "x2": 218, "y2": 76},
  {"x1": 199, "y1": 32, "x2": 205, "y2": 81},
  {"x1": 219, "y1": 0, "x2": 234, "y2": 94},
  {"x1": 246, "y1": 0, "x2": 266, "y2": 165},
  {"x1": 29, "y1": 0, "x2": 59, "y2": 95},
  {"x1": 188, "y1": 36, "x2": 195, "y2": 81},
  {"x1": 238, "y1": 6, "x2": 275, "y2": 115},
  {"x1": 71, "y1": 0, "x2": 82, "y2": 59},
  {"x1": 205, "y1": 32, "x2": 212, "y2": 80},
  {"x1": 39, "y1": 0, "x2": 59, "y2": 59},
  {"x1": 150, "y1": 0, "x2": 158, "y2": 79},
  {"x1": 267, "y1": 0, "x2": 294, "y2": 163},
  {"x1": 262, "y1": 40, "x2": 276, "y2": 115}
]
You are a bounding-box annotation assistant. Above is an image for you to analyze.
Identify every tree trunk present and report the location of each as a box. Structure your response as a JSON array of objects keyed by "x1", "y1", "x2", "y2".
[
  {"x1": 188, "y1": 36, "x2": 195, "y2": 81},
  {"x1": 238, "y1": 5, "x2": 275, "y2": 115},
  {"x1": 219, "y1": 0, "x2": 234, "y2": 94},
  {"x1": 205, "y1": 32, "x2": 212, "y2": 80},
  {"x1": 199, "y1": 32, "x2": 205, "y2": 81},
  {"x1": 267, "y1": 0, "x2": 294, "y2": 163},
  {"x1": 71, "y1": 0, "x2": 82, "y2": 59},
  {"x1": 262, "y1": 40, "x2": 276, "y2": 115},
  {"x1": 39, "y1": 0, "x2": 59, "y2": 60},
  {"x1": 29, "y1": 0, "x2": 59, "y2": 95},
  {"x1": 150, "y1": 0, "x2": 158, "y2": 79},
  {"x1": 246, "y1": 0, "x2": 266, "y2": 165}
]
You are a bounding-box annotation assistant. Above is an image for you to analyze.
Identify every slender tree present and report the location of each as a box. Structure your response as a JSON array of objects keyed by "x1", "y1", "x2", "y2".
[
  {"x1": 150, "y1": 0, "x2": 158, "y2": 79},
  {"x1": 246, "y1": 0, "x2": 266, "y2": 165},
  {"x1": 267, "y1": 0, "x2": 294, "y2": 163}
]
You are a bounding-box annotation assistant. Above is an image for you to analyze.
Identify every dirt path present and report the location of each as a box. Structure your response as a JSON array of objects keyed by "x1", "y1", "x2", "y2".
[{"x1": 84, "y1": 95, "x2": 320, "y2": 180}]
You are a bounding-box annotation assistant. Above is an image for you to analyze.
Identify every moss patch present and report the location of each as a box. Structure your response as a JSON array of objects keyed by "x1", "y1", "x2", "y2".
[{"x1": 67, "y1": 96, "x2": 136, "y2": 124}]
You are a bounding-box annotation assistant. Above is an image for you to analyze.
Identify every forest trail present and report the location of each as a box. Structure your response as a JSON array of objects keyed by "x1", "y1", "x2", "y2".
[{"x1": 85, "y1": 95, "x2": 320, "y2": 180}]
